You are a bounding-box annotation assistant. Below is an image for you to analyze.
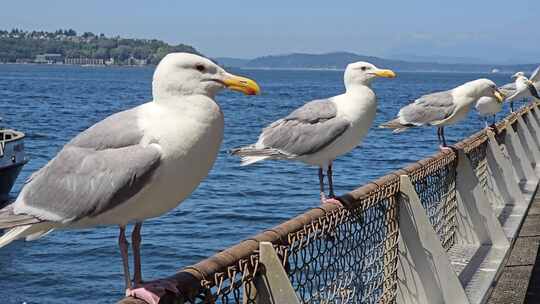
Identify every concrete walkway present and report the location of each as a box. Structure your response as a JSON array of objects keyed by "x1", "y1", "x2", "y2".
[{"x1": 488, "y1": 192, "x2": 540, "y2": 303}]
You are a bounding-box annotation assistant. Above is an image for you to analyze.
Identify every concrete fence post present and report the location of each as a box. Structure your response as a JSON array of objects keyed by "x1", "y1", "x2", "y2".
[
  {"x1": 396, "y1": 175, "x2": 470, "y2": 304},
  {"x1": 249, "y1": 242, "x2": 300, "y2": 304},
  {"x1": 515, "y1": 115, "x2": 540, "y2": 168},
  {"x1": 454, "y1": 149, "x2": 509, "y2": 247},
  {"x1": 524, "y1": 110, "x2": 540, "y2": 149},
  {"x1": 504, "y1": 122, "x2": 539, "y2": 187},
  {"x1": 530, "y1": 105, "x2": 540, "y2": 131},
  {"x1": 485, "y1": 130, "x2": 526, "y2": 207}
]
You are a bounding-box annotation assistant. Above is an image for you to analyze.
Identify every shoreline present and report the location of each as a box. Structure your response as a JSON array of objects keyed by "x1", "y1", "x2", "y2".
[
  {"x1": 0, "y1": 62, "x2": 153, "y2": 68},
  {"x1": 0, "y1": 62, "x2": 515, "y2": 74}
]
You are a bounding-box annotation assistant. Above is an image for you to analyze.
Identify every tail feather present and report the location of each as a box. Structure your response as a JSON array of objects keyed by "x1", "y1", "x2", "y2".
[
  {"x1": 528, "y1": 83, "x2": 540, "y2": 99},
  {"x1": 239, "y1": 156, "x2": 271, "y2": 166},
  {"x1": 379, "y1": 118, "x2": 412, "y2": 133},
  {"x1": 0, "y1": 204, "x2": 46, "y2": 247},
  {"x1": 0, "y1": 225, "x2": 32, "y2": 248},
  {"x1": 0, "y1": 205, "x2": 41, "y2": 229},
  {"x1": 230, "y1": 145, "x2": 289, "y2": 166}
]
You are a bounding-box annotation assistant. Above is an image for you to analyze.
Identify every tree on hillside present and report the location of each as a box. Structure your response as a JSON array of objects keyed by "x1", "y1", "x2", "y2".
[{"x1": 0, "y1": 29, "x2": 201, "y2": 64}]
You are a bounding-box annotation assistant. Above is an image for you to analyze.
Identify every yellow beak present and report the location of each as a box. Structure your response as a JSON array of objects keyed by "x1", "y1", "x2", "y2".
[
  {"x1": 222, "y1": 73, "x2": 261, "y2": 95},
  {"x1": 494, "y1": 89, "x2": 505, "y2": 103},
  {"x1": 373, "y1": 69, "x2": 397, "y2": 78}
]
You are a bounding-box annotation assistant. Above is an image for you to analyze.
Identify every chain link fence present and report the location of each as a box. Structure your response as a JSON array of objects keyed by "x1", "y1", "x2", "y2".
[{"x1": 119, "y1": 103, "x2": 539, "y2": 304}]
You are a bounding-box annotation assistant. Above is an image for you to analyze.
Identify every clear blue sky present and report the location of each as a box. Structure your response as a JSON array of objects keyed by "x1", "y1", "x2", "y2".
[{"x1": 1, "y1": 0, "x2": 538, "y2": 63}]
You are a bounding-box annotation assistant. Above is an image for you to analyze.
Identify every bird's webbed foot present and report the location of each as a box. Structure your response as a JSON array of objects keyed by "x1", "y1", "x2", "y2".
[
  {"x1": 125, "y1": 279, "x2": 178, "y2": 304},
  {"x1": 320, "y1": 193, "x2": 343, "y2": 208},
  {"x1": 438, "y1": 145, "x2": 454, "y2": 153}
]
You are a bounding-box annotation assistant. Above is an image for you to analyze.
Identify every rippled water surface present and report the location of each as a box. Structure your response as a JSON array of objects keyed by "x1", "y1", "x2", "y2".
[{"x1": 0, "y1": 64, "x2": 516, "y2": 303}]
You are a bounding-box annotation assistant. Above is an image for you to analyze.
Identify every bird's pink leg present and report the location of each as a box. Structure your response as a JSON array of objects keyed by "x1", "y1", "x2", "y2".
[
  {"x1": 118, "y1": 225, "x2": 132, "y2": 290},
  {"x1": 437, "y1": 127, "x2": 453, "y2": 152},
  {"x1": 126, "y1": 222, "x2": 179, "y2": 304},
  {"x1": 319, "y1": 167, "x2": 326, "y2": 204},
  {"x1": 327, "y1": 162, "x2": 335, "y2": 198},
  {"x1": 132, "y1": 222, "x2": 143, "y2": 286},
  {"x1": 324, "y1": 162, "x2": 343, "y2": 207}
]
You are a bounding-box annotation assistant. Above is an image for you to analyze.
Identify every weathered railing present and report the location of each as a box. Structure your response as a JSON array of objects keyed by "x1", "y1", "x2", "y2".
[{"x1": 119, "y1": 101, "x2": 540, "y2": 304}]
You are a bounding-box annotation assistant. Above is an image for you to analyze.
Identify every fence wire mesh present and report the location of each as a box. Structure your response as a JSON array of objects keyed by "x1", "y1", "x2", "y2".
[
  {"x1": 284, "y1": 180, "x2": 400, "y2": 304},
  {"x1": 464, "y1": 133, "x2": 490, "y2": 195},
  {"x1": 169, "y1": 178, "x2": 401, "y2": 304}
]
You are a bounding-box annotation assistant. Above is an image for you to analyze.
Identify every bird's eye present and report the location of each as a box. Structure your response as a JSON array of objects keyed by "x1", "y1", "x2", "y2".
[
  {"x1": 195, "y1": 64, "x2": 205, "y2": 72},
  {"x1": 361, "y1": 66, "x2": 368, "y2": 71}
]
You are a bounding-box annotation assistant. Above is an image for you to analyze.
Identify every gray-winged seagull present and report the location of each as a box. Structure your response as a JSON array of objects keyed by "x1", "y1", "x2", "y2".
[
  {"x1": 380, "y1": 79, "x2": 504, "y2": 148},
  {"x1": 500, "y1": 67, "x2": 540, "y2": 111},
  {"x1": 231, "y1": 62, "x2": 395, "y2": 205},
  {"x1": 0, "y1": 52, "x2": 260, "y2": 303}
]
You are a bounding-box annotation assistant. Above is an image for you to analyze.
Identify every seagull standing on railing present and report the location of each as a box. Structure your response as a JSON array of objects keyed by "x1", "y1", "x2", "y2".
[
  {"x1": 475, "y1": 96, "x2": 504, "y2": 127},
  {"x1": 500, "y1": 67, "x2": 540, "y2": 112},
  {"x1": 231, "y1": 62, "x2": 396, "y2": 205},
  {"x1": 380, "y1": 79, "x2": 505, "y2": 149},
  {"x1": 0, "y1": 53, "x2": 260, "y2": 304}
]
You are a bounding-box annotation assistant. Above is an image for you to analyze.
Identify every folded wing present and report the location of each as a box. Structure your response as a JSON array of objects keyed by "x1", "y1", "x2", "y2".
[{"x1": 10, "y1": 108, "x2": 162, "y2": 224}]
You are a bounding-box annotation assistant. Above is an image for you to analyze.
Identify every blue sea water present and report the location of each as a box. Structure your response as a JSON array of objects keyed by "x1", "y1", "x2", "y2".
[{"x1": 0, "y1": 64, "x2": 515, "y2": 303}]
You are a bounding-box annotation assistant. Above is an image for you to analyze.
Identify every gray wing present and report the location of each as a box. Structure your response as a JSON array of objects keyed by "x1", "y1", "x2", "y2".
[
  {"x1": 500, "y1": 82, "x2": 516, "y2": 92},
  {"x1": 398, "y1": 91, "x2": 456, "y2": 125},
  {"x1": 499, "y1": 82, "x2": 517, "y2": 99},
  {"x1": 68, "y1": 107, "x2": 145, "y2": 149},
  {"x1": 16, "y1": 108, "x2": 161, "y2": 222},
  {"x1": 259, "y1": 99, "x2": 350, "y2": 156}
]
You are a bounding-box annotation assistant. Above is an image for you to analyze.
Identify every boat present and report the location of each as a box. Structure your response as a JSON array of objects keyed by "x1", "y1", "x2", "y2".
[{"x1": 0, "y1": 129, "x2": 27, "y2": 203}]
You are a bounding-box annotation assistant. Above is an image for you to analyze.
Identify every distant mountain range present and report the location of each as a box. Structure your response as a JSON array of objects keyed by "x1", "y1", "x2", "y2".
[{"x1": 216, "y1": 52, "x2": 539, "y2": 73}]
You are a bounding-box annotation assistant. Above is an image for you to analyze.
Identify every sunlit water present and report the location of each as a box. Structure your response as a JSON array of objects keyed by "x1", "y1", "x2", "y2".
[{"x1": 0, "y1": 64, "x2": 516, "y2": 303}]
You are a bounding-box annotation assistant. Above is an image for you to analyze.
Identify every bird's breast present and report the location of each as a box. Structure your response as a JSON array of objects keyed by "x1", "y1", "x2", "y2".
[{"x1": 145, "y1": 102, "x2": 224, "y2": 209}]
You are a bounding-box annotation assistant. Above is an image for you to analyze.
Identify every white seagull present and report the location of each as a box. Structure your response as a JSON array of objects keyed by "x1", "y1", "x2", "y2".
[
  {"x1": 380, "y1": 79, "x2": 505, "y2": 148},
  {"x1": 500, "y1": 67, "x2": 540, "y2": 111},
  {"x1": 231, "y1": 62, "x2": 395, "y2": 204},
  {"x1": 475, "y1": 96, "x2": 504, "y2": 127},
  {"x1": 0, "y1": 53, "x2": 260, "y2": 303}
]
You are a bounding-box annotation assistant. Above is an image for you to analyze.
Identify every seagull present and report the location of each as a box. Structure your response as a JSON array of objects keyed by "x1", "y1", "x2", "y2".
[
  {"x1": 500, "y1": 67, "x2": 540, "y2": 111},
  {"x1": 0, "y1": 53, "x2": 260, "y2": 303},
  {"x1": 380, "y1": 79, "x2": 505, "y2": 148},
  {"x1": 475, "y1": 96, "x2": 503, "y2": 127},
  {"x1": 231, "y1": 62, "x2": 395, "y2": 205}
]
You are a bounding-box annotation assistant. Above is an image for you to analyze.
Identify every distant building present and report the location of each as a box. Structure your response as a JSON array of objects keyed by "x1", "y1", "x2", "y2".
[
  {"x1": 105, "y1": 58, "x2": 115, "y2": 65},
  {"x1": 34, "y1": 53, "x2": 64, "y2": 64},
  {"x1": 65, "y1": 58, "x2": 104, "y2": 65},
  {"x1": 126, "y1": 56, "x2": 147, "y2": 66}
]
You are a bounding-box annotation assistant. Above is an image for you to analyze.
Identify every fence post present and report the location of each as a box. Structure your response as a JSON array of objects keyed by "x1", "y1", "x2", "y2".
[
  {"x1": 454, "y1": 149, "x2": 509, "y2": 247},
  {"x1": 504, "y1": 121, "x2": 539, "y2": 186},
  {"x1": 524, "y1": 110, "x2": 540, "y2": 148},
  {"x1": 515, "y1": 115, "x2": 540, "y2": 167},
  {"x1": 530, "y1": 105, "x2": 540, "y2": 131},
  {"x1": 396, "y1": 175, "x2": 470, "y2": 304},
  {"x1": 485, "y1": 130, "x2": 526, "y2": 207},
  {"x1": 250, "y1": 242, "x2": 300, "y2": 304}
]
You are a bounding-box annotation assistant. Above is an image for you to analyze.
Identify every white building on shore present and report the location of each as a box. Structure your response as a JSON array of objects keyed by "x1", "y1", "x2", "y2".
[
  {"x1": 34, "y1": 53, "x2": 64, "y2": 64},
  {"x1": 64, "y1": 58, "x2": 104, "y2": 65}
]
